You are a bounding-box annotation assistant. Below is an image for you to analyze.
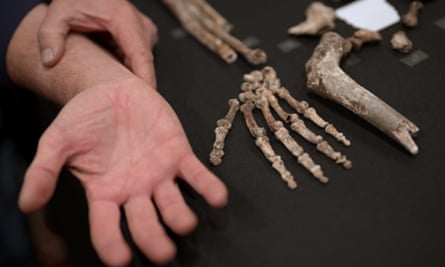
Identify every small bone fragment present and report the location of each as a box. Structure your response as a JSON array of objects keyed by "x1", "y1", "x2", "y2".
[
  {"x1": 240, "y1": 101, "x2": 297, "y2": 189},
  {"x1": 163, "y1": 0, "x2": 237, "y2": 63},
  {"x1": 210, "y1": 98, "x2": 239, "y2": 165},
  {"x1": 272, "y1": 87, "x2": 351, "y2": 146},
  {"x1": 306, "y1": 32, "x2": 419, "y2": 154},
  {"x1": 189, "y1": 0, "x2": 233, "y2": 31},
  {"x1": 288, "y1": 2, "x2": 336, "y2": 36},
  {"x1": 391, "y1": 31, "x2": 413, "y2": 53},
  {"x1": 402, "y1": 1, "x2": 423, "y2": 28},
  {"x1": 347, "y1": 29, "x2": 382, "y2": 51}
]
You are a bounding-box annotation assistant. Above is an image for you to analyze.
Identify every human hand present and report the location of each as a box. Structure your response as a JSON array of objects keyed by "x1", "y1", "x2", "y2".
[
  {"x1": 18, "y1": 79, "x2": 228, "y2": 266},
  {"x1": 38, "y1": 0, "x2": 158, "y2": 88}
]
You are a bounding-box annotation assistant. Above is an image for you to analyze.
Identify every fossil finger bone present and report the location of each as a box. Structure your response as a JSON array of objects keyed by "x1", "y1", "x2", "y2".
[
  {"x1": 288, "y1": 2, "x2": 336, "y2": 36},
  {"x1": 347, "y1": 29, "x2": 383, "y2": 51},
  {"x1": 306, "y1": 32, "x2": 419, "y2": 154},
  {"x1": 402, "y1": 1, "x2": 423, "y2": 28},
  {"x1": 240, "y1": 101, "x2": 297, "y2": 189},
  {"x1": 391, "y1": 31, "x2": 413, "y2": 53},
  {"x1": 210, "y1": 98, "x2": 239, "y2": 165}
]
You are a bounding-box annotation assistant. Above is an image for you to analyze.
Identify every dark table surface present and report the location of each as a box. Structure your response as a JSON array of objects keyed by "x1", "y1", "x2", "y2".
[{"x1": 59, "y1": 1, "x2": 445, "y2": 266}]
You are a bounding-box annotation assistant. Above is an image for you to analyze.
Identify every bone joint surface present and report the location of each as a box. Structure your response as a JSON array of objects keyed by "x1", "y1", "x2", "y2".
[
  {"x1": 162, "y1": 0, "x2": 267, "y2": 65},
  {"x1": 306, "y1": 32, "x2": 420, "y2": 154},
  {"x1": 288, "y1": 1, "x2": 336, "y2": 36},
  {"x1": 391, "y1": 31, "x2": 413, "y2": 53},
  {"x1": 402, "y1": 1, "x2": 423, "y2": 28}
]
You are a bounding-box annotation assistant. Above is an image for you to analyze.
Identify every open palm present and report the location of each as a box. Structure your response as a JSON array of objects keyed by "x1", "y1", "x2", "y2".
[{"x1": 19, "y1": 79, "x2": 227, "y2": 266}]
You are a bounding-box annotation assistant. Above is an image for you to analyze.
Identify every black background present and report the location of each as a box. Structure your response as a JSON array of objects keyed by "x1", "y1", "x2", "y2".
[{"x1": 47, "y1": 1, "x2": 445, "y2": 266}]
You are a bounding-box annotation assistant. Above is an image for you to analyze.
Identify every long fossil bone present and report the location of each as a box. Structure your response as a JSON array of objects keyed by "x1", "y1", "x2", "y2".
[
  {"x1": 162, "y1": 0, "x2": 266, "y2": 65},
  {"x1": 288, "y1": 2, "x2": 336, "y2": 36},
  {"x1": 163, "y1": 0, "x2": 237, "y2": 63},
  {"x1": 210, "y1": 98, "x2": 239, "y2": 165},
  {"x1": 306, "y1": 32, "x2": 420, "y2": 154}
]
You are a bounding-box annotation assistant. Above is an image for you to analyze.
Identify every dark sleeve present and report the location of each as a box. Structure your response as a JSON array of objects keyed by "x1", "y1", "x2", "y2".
[{"x1": 1, "y1": 0, "x2": 44, "y2": 87}]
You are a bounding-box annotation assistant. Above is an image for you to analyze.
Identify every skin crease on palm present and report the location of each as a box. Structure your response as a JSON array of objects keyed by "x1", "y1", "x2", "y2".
[{"x1": 6, "y1": 3, "x2": 229, "y2": 267}]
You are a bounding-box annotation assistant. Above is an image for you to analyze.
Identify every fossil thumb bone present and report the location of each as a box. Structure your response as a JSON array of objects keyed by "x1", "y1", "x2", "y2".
[{"x1": 305, "y1": 32, "x2": 420, "y2": 154}]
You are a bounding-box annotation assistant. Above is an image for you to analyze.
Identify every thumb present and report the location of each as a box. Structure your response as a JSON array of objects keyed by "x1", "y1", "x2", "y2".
[
  {"x1": 18, "y1": 131, "x2": 67, "y2": 213},
  {"x1": 37, "y1": 10, "x2": 70, "y2": 67}
]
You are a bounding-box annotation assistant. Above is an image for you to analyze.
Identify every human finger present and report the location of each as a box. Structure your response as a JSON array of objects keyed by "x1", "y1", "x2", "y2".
[
  {"x1": 153, "y1": 181, "x2": 198, "y2": 235},
  {"x1": 124, "y1": 195, "x2": 176, "y2": 264},
  {"x1": 179, "y1": 154, "x2": 228, "y2": 208},
  {"x1": 88, "y1": 200, "x2": 132, "y2": 267},
  {"x1": 18, "y1": 130, "x2": 67, "y2": 213},
  {"x1": 106, "y1": 4, "x2": 158, "y2": 87},
  {"x1": 37, "y1": 3, "x2": 72, "y2": 67}
]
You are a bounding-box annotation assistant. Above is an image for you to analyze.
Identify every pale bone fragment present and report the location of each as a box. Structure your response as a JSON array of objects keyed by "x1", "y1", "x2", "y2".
[
  {"x1": 209, "y1": 98, "x2": 240, "y2": 166},
  {"x1": 254, "y1": 95, "x2": 329, "y2": 182},
  {"x1": 306, "y1": 32, "x2": 419, "y2": 154},
  {"x1": 347, "y1": 29, "x2": 383, "y2": 51},
  {"x1": 240, "y1": 101, "x2": 298, "y2": 189},
  {"x1": 162, "y1": 0, "x2": 237, "y2": 63},
  {"x1": 391, "y1": 31, "x2": 413, "y2": 53},
  {"x1": 288, "y1": 2, "x2": 336, "y2": 36},
  {"x1": 272, "y1": 87, "x2": 351, "y2": 146},
  {"x1": 189, "y1": 0, "x2": 233, "y2": 31},
  {"x1": 402, "y1": 1, "x2": 423, "y2": 28},
  {"x1": 258, "y1": 89, "x2": 352, "y2": 169}
]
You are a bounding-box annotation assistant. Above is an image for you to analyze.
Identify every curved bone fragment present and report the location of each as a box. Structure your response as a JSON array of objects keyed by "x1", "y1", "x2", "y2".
[
  {"x1": 288, "y1": 2, "x2": 336, "y2": 36},
  {"x1": 391, "y1": 31, "x2": 413, "y2": 53},
  {"x1": 240, "y1": 101, "x2": 297, "y2": 189},
  {"x1": 402, "y1": 1, "x2": 423, "y2": 28},
  {"x1": 347, "y1": 29, "x2": 382, "y2": 51},
  {"x1": 306, "y1": 32, "x2": 420, "y2": 154},
  {"x1": 210, "y1": 98, "x2": 239, "y2": 165}
]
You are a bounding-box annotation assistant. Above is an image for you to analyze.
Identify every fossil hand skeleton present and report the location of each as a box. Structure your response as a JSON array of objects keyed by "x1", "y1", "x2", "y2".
[
  {"x1": 306, "y1": 32, "x2": 420, "y2": 154},
  {"x1": 162, "y1": 0, "x2": 267, "y2": 65},
  {"x1": 210, "y1": 66, "x2": 352, "y2": 189}
]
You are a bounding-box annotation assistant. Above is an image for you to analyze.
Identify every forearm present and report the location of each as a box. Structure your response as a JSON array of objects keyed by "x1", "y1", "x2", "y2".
[{"x1": 6, "y1": 4, "x2": 136, "y2": 105}]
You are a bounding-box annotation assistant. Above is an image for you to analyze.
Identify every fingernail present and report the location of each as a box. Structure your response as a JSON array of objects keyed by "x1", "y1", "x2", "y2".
[{"x1": 41, "y1": 48, "x2": 54, "y2": 64}]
